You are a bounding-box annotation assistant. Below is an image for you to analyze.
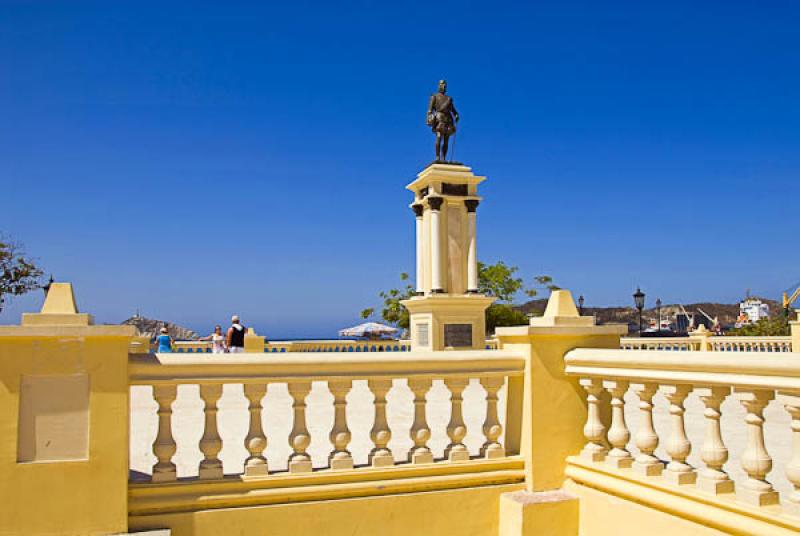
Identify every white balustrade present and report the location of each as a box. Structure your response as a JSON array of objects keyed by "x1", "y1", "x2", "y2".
[
  {"x1": 131, "y1": 351, "x2": 522, "y2": 484},
  {"x1": 566, "y1": 347, "x2": 800, "y2": 515}
]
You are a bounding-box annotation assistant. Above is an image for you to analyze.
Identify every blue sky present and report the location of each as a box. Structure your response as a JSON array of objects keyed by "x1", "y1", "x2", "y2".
[{"x1": 2, "y1": 1, "x2": 799, "y2": 338}]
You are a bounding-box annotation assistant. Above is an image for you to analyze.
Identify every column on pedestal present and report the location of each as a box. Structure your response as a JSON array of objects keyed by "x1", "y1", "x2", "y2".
[
  {"x1": 465, "y1": 199, "x2": 479, "y2": 293},
  {"x1": 428, "y1": 196, "x2": 444, "y2": 293},
  {"x1": 412, "y1": 204, "x2": 424, "y2": 295}
]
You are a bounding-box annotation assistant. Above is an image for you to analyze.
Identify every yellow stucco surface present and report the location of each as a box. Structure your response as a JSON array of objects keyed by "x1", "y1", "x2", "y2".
[
  {"x1": 129, "y1": 483, "x2": 522, "y2": 536},
  {"x1": 0, "y1": 327, "x2": 133, "y2": 535}
]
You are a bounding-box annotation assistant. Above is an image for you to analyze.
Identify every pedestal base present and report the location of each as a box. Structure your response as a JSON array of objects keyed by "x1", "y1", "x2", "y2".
[
  {"x1": 402, "y1": 294, "x2": 494, "y2": 351},
  {"x1": 410, "y1": 449, "x2": 434, "y2": 464},
  {"x1": 289, "y1": 458, "x2": 313, "y2": 474},
  {"x1": 370, "y1": 453, "x2": 395, "y2": 467},
  {"x1": 697, "y1": 476, "x2": 734, "y2": 495},
  {"x1": 662, "y1": 469, "x2": 697, "y2": 486},
  {"x1": 633, "y1": 460, "x2": 663, "y2": 476},
  {"x1": 737, "y1": 487, "x2": 780, "y2": 506}
]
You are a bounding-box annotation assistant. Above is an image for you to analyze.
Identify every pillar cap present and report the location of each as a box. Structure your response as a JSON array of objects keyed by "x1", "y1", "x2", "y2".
[
  {"x1": 20, "y1": 282, "x2": 95, "y2": 326},
  {"x1": 496, "y1": 289, "x2": 626, "y2": 337}
]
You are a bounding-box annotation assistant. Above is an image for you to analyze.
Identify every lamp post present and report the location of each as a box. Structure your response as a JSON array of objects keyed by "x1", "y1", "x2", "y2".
[
  {"x1": 578, "y1": 295, "x2": 585, "y2": 315},
  {"x1": 633, "y1": 287, "x2": 645, "y2": 335},
  {"x1": 656, "y1": 298, "x2": 662, "y2": 333}
]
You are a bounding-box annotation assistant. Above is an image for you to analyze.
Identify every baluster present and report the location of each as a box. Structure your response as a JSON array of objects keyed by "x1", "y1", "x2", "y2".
[
  {"x1": 662, "y1": 385, "x2": 696, "y2": 485},
  {"x1": 696, "y1": 387, "x2": 733, "y2": 494},
  {"x1": 151, "y1": 385, "x2": 177, "y2": 482},
  {"x1": 328, "y1": 380, "x2": 353, "y2": 470},
  {"x1": 481, "y1": 376, "x2": 505, "y2": 459},
  {"x1": 243, "y1": 383, "x2": 268, "y2": 477},
  {"x1": 780, "y1": 394, "x2": 800, "y2": 515},
  {"x1": 580, "y1": 378, "x2": 607, "y2": 462},
  {"x1": 408, "y1": 377, "x2": 434, "y2": 464},
  {"x1": 633, "y1": 383, "x2": 662, "y2": 476},
  {"x1": 198, "y1": 384, "x2": 224, "y2": 479},
  {"x1": 737, "y1": 390, "x2": 779, "y2": 506},
  {"x1": 288, "y1": 381, "x2": 313, "y2": 473},
  {"x1": 605, "y1": 380, "x2": 632, "y2": 468},
  {"x1": 369, "y1": 379, "x2": 394, "y2": 467},
  {"x1": 445, "y1": 377, "x2": 470, "y2": 462}
]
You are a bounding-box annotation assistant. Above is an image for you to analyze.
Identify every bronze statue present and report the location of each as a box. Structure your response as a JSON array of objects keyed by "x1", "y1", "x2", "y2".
[{"x1": 427, "y1": 80, "x2": 459, "y2": 162}]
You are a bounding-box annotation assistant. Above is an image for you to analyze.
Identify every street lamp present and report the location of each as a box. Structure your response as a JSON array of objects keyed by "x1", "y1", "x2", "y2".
[
  {"x1": 656, "y1": 298, "x2": 662, "y2": 333},
  {"x1": 633, "y1": 287, "x2": 645, "y2": 335},
  {"x1": 578, "y1": 295, "x2": 585, "y2": 315}
]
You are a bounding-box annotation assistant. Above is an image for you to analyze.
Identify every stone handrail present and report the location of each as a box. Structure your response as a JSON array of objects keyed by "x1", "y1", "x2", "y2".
[
  {"x1": 167, "y1": 338, "x2": 499, "y2": 353},
  {"x1": 129, "y1": 350, "x2": 525, "y2": 500},
  {"x1": 564, "y1": 348, "x2": 800, "y2": 516},
  {"x1": 620, "y1": 337, "x2": 699, "y2": 351},
  {"x1": 620, "y1": 335, "x2": 792, "y2": 352}
]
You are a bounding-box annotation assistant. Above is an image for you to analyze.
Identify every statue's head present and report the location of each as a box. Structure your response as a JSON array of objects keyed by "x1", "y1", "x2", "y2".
[{"x1": 438, "y1": 79, "x2": 447, "y2": 93}]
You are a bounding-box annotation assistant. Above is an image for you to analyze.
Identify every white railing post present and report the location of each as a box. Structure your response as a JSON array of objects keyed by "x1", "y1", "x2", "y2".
[
  {"x1": 328, "y1": 380, "x2": 353, "y2": 470},
  {"x1": 151, "y1": 385, "x2": 177, "y2": 482},
  {"x1": 662, "y1": 384, "x2": 696, "y2": 485},
  {"x1": 696, "y1": 386, "x2": 733, "y2": 494},
  {"x1": 604, "y1": 380, "x2": 632, "y2": 468},
  {"x1": 580, "y1": 378, "x2": 607, "y2": 462},
  {"x1": 243, "y1": 383, "x2": 268, "y2": 477},
  {"x1": 198, "y1": 384, "x2": 224, "y2": 480},
  {"x1": 632, "y1": 383, "x2": 662, "y2": 476},
  {"x1": 480, "y1": 376, "x2": 505, "y2": 459},
  {"x1": 288, "y1": 381, "x2": 313, "y2": 473},
  {"x1": 445, "y1": 377, "x2": 470, "y2": 461},
  {"x1": 408, "y1": 377, "x2": 434, "y2": 464},
  {"x1": 368, "y1": 379, "x2": 394, "y2": 467},
  {"x1": 737, "y1": 389, "x2": 779, "y2": 506},
  {"x1": 780, "y1": 393, "x2": 800, "y2": 515}
]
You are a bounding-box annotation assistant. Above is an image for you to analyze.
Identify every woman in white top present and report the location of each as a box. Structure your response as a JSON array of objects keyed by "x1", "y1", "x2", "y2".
[{"x1": 201, "y1": 325, "x2": 228, "y2": 354}]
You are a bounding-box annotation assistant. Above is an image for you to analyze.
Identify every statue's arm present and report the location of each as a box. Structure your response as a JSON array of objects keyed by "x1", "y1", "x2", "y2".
[
  {"x1": 452, "y1": 101, "x2": 459, "y2": 122},
  {"x1": 428, "y1": 94, "x2": 435, "y2": 114}
]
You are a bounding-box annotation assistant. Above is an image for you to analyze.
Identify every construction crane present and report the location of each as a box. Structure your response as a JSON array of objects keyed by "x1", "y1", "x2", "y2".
[
  {"x1": 696, "y1": 307, "x2": 722, "y2": 334},
  {"x1": 783, "y1": 282, "x2": 800, "y2": 315}
]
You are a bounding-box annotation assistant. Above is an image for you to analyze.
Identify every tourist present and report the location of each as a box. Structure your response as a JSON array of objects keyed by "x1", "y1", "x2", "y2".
[
  {"x1": 226, "y1": 315, "x2": 246, "y2": 353},
  {"x1": 156, "y1": 327, "x2": 173, "y2": 353},
  {"x1": 201, "y1": 325, "x2": 227, "y2": 354}
]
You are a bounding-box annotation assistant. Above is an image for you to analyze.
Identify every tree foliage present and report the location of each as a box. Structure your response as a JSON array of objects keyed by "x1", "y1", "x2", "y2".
[
  {"x1": 727, "y1": 316, "x2": 790, "y2": 336},
  {"x1": 0, "y1": 237, "x2": 44, "y2": 313},
  {"x1": 361, "y1": 262, "x2": 557, "y2": 334}
]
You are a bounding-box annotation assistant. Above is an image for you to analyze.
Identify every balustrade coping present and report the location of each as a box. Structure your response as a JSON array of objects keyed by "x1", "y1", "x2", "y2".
[
  {"x1": 565, "y1": 457, "x2": 798, "y2": 535},
  {"x1": 565, "y1": 348, "x2": 800, "y2": 391},
  {"x1": 129, "y1": 350, "x2": 524, "y2": 384},
  {"x1": 128, "y1": 457, "x2": 524, "y2": 516}
]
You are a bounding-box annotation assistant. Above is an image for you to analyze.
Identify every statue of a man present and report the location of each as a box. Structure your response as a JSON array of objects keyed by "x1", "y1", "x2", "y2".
[{"x1": 427, "y1": 80, "x2": 459, "y2": 162}]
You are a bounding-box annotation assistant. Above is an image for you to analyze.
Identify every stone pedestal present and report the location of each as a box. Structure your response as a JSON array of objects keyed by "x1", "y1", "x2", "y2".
[{"x1": 402, "y1": 163, "x2": 494, "y2": 351}]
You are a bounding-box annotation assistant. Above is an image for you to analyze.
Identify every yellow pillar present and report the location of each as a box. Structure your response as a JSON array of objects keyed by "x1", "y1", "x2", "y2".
[
  {"x1": 791, "y1": 310, "x2": 800, "y2": 353},
  {"x1": 497, "y1": 289, "x2": 626, "y2": 492},
  {"x1": 689, "y1": 324, "x2": 712, "y2": 351},
  {"x1": 0, "y1": 282, "x2": 134, "y2": 535},
  {"x1": 245, "y1": 327, "x2": 266, "y2": 353},
  {"x1": 495, "y1": 290, "x2": 625, "y2": 535}
]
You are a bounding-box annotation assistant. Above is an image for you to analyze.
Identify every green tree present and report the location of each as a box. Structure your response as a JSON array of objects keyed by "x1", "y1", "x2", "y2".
[
  {"x1": 0, "y1": 236, "x2": 44, "y2": 314},
  {"x1": 361, "y1": 262, "x2": 557, "y2": 334},
  {"x1": 728, "y1": 316, "x2": 790, "y2": 336}
]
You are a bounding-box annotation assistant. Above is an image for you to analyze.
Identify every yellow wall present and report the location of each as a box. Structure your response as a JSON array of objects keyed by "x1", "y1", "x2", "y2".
[
  {"x1": 129, "y1": 483, "x2": 522, "y2": 536},
  {"x1": 0, "y1": 327, "x2": 133, "y2": 535}
]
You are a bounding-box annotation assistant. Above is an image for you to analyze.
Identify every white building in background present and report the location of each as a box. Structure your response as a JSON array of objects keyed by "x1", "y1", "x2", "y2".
[{"x1": 737, "y1": 298, "x2": 770, "y2": 326}]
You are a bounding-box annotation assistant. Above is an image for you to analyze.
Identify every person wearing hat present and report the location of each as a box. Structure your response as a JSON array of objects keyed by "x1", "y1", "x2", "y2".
[
  {"x1": 156, "y1": 326, "x2": 173, "y2": 353},
  {"x1": 226, "y1": 315, "x2": 246, "y2": 353}
]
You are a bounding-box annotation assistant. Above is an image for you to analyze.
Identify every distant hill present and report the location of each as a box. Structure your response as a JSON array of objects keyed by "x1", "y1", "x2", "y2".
[
  {"x1": 121, "y1": 315, "x2": 199, "y2": 340},
  {"x1": 515, "y1": 297, "x2": 782, "y2": 329}
]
